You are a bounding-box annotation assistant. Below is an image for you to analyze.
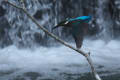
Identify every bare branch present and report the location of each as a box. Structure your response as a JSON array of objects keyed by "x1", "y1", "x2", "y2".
[{"x1": 5, "y1": 1, "x2": 102, "y2": 80}]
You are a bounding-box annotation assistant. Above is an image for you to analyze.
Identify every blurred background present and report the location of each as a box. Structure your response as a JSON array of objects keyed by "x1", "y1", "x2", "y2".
[{"x1": 0, "y1": 0, "x2": 120, "y2": 80}]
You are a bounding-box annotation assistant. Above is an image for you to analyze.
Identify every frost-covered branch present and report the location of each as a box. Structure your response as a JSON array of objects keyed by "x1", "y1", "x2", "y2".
[{"x1": 5, "y1": 1, "x2": 102, "y2": 80}]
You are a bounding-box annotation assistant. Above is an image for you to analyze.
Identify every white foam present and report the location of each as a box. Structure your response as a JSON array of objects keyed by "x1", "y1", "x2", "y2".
[{"x1": 0, "y1": 40, "x2": 120, "y2": 71}]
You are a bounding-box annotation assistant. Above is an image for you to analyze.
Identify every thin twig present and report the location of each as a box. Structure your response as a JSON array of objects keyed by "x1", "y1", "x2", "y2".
[{"x1": 5, "y1": 1, "x2": 102, "y2": 80}]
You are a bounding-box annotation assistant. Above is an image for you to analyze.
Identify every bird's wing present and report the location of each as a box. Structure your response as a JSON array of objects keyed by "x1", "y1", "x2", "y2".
[
  {"x1": 71, "y1": 22, "x2": 84, "y2": 49},
  {"x1": 73, "y1": 35, "x2": 83, "y2": 49}
]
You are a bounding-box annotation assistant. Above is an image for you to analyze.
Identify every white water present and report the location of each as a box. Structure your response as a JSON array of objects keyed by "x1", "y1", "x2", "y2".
[
  {"x1": 0, "y1": 40, "x2": 120, "y2": 70},
  {"x1": 0, "y1": 40, "x2": 120, "y2": 79}
]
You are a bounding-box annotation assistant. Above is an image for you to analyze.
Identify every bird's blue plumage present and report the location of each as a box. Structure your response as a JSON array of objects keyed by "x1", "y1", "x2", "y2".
[
  {"x1": 52, "y1": 16, "x2": 92, "y2": 48},
  {"x1": 68, "y1": 16, "x2": 92, "y2": 23}
]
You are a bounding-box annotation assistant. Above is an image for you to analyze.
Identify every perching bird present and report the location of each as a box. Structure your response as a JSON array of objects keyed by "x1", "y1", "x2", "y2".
[{"x1": 52, "y1": 16, "x2": 92, "y2": 49}]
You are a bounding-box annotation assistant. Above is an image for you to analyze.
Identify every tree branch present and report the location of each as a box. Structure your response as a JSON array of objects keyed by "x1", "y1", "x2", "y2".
[{"x1": 5, "y1": 1, "x2": 102, "y2": 80}]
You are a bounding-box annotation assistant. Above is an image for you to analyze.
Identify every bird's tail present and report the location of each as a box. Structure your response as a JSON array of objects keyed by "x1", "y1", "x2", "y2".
[
  {"x1": 52, "y1": 20, "x2": 68, "y2": 30},
  {"x1": 52, "y1": 25, "x2": 62, "y2": 33},
  {"x1": 52, "y1": 25, "x2": 60, "y2": 30}
]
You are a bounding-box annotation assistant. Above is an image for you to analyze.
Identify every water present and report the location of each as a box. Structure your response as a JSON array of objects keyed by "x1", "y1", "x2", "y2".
[
  {"x1": 0, "y1": 0, "x2": 120, "y2": 48},
  {"x1": 0, "y1": 40, "x2": 120, "y2": 80},
  {"x1": 96, "y1": 0, "x2": 114, "y2": 40},
  {"x1": 0, "y1": 0, "x2": 120, "y2": 80}
]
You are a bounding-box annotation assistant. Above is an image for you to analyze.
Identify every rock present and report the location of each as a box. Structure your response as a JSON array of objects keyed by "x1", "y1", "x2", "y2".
[
  {"x1": 23, "y1": 72, "x2": 42, "y2": 80},
  {"x1": 34, "y1": 32, "x2": 43, "y2": 43},
  {"x1": 0, "y1": 6, "x2": 12, "y2": 48},
  {"x1": 33, "y1": 10, "x2": 43, "y2": 20},
  {"x1": 0, "y1": 6, "x2": 6, "y2": 17}
]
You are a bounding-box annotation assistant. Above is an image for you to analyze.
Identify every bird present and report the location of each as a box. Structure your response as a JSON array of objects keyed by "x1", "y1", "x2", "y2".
[{"x1": 52, "y1": 16, "x2": 92, "y2": 49}]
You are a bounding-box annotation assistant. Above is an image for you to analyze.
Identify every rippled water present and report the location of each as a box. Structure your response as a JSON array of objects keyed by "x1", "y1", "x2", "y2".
[{"x1": 0, "y1": 40, "x2": 120, "y2": 80}]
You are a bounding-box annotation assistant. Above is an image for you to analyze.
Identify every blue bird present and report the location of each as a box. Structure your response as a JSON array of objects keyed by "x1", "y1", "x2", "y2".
[{"x1": 52, "y1": 16, "x2": 92, "y2": 49}]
